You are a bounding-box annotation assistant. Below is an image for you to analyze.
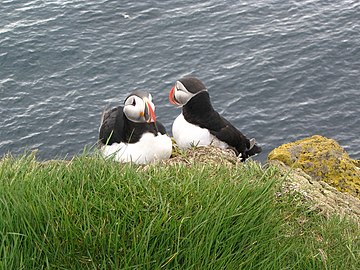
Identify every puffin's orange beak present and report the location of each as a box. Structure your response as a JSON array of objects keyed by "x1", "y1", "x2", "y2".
[
  {"x1": 144, "y1": 100, "x2": 156, "y2": 123},
  {"x1": 169, "y1": 86, "x2": 179, "y2": 105}
]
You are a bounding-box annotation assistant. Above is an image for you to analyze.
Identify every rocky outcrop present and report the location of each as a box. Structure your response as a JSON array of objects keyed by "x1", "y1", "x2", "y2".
[
  {"x1": 268, "y1": 135, "x2": 360, "y2": 198},
  {"x1": 269, "y1": 160, "x2": 360, "y2": 223}
]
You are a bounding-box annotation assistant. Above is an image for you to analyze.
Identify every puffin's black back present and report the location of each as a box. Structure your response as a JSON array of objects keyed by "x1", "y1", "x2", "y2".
[
  {"x1": 182, "y1": 91, "x2": 262, "y2": 159},
  {"x1": 99, "y1": 106, "x2": 166, "y2": 145},
  {"x1": 99, "y1": 106, "x2": 125, "y2": 145}
]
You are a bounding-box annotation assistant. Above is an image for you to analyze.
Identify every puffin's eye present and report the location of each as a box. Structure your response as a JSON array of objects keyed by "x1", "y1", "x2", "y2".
[
  {"x1": 132, "y1": 99, "x2": 136, "y2": 106},
  {"x1": 176, "y1": 81, "x2": 187, "y2": 92}
]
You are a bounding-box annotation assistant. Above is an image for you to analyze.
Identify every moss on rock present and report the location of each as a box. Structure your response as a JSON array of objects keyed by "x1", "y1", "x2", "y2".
[{"x1": 268, "y1": 135, "x2": 360, "y2": 198}]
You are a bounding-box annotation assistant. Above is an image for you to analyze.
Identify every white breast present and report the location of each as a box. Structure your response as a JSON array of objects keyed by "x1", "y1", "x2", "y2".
[
  {"x1": 101, "y1": 132, "x2": 172, "y2": 164},
  {"x1": 172, "y1": 113, "x2": 228, "y2": 150}
]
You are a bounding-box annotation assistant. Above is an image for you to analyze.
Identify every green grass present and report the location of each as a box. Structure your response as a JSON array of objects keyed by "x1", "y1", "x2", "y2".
[{"x1": 0, "y1": 153, "x2": 358, "y2": 269}]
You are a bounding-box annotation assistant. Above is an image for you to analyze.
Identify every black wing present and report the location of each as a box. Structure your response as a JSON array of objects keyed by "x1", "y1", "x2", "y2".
[
  {"x1": 153, "y1": 121, "x2": 167, "y2": 135},
  {"x1": 208, "y1": 114, "x2": 248, "y2": 155},
  {"x1": 189, "y1": 108, "x2": 261, "y2": 158},
  {"x1": 210, "y1": 115, "x2": 262, "y2": 158},
  {"x1": 98, "y1": 106, "x2": 125, "y2": 145},
  {"x1": 183, "y1": 92, "x2": 261, "y2": 160},
  {"x1": 183, "y1": 92, "x2": 262, "y2": 159}
]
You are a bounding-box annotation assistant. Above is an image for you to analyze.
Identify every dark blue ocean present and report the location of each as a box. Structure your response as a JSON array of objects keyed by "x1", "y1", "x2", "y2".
[{"x1": 1, "y1": 0, "x2": 359, "y2": 162}]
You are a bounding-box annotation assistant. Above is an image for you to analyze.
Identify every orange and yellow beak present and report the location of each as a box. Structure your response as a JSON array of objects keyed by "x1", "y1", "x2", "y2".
[
  {"x1": 169, "y1": 86, "x2": 180, "y2": 105},
  {"x1": 142, "y1": 99, "x2": 156, "y2": 123}
]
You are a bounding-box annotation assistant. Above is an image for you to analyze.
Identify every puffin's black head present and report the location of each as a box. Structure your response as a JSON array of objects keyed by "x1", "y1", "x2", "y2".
[
  {"x1": 123, "y1": 90, "x2": 156, "y2": 123},
  {"x1": 169, "y1": 77, "x2": 208, "y2": 106}
]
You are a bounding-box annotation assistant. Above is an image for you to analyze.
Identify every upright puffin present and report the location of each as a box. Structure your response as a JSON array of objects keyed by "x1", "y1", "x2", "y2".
[
  {"x1": 169, "y1": 77, "x2": 262, "y2": 161},
  {"x1": 99, "y1": 90, "x2": 172, "y2": 164}
]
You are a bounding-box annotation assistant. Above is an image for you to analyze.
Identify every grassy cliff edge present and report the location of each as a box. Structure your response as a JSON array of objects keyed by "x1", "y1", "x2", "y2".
[{"x1": 0, "y1": 148, "x2": 359, "y2": 269}]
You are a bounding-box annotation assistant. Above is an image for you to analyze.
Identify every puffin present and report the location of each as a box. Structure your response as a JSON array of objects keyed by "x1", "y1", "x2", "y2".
[
  {"x1": 98, "y1": 90, "x2": 172, "y2": 164},
  {"x1": 169, "y1": 77, "x2": 262, "y2": 161}
]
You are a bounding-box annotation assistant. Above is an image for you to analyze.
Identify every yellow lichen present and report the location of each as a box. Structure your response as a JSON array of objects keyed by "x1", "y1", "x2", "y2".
[{"x1": 268, "y1": 135, "x2": 360, "y2": 198}]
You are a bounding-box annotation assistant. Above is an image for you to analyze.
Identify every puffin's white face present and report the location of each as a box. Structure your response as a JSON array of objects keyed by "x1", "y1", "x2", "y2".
[
  {"x1": 123, "y1": 94, "x2": 156, "y2": 123},
  {"x1": 169, "y1": 79, "x2": 207, "y2": 106},
  {"x1": 169, "y1": 81, "x2": 196, "y2": 106}
]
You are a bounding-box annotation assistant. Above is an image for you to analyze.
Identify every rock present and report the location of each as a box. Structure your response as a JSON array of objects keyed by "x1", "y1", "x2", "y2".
[
  {"x1": 269, "y1": 160, "x2": 360, "y2": 223},
  {"x1": 268, "y1": 135, "x2": 360, "y2": 198}
]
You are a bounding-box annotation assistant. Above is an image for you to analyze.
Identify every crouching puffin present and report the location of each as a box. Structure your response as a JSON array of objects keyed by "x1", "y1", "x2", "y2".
[
  {"x1": 169, "y1": 77, "x2": 262, "y2": 161},
  {"x1": 98, "y1": 90, "x2": 172, "y2": 164}
]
